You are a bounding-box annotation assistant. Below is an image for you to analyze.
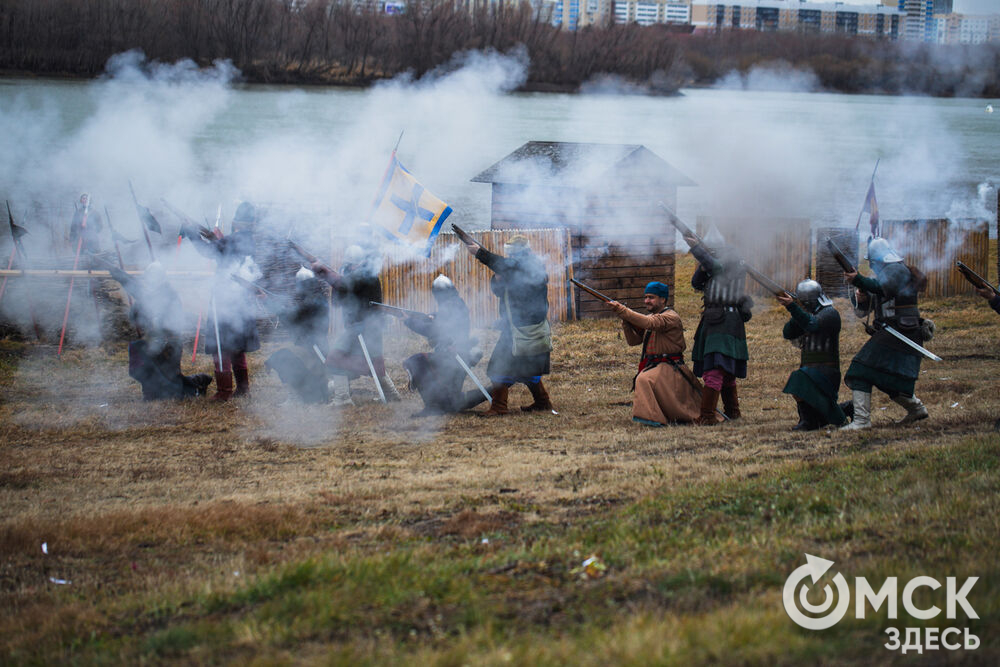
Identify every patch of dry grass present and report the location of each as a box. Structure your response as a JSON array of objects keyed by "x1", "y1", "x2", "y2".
[{"x1": 1, "y1": 253, "x2": 999, "y2": 663}]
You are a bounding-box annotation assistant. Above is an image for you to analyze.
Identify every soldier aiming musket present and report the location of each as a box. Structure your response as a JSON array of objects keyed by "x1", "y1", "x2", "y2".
[{"x1": 660, "y1": 202, "x2": 749, "y2": 424}]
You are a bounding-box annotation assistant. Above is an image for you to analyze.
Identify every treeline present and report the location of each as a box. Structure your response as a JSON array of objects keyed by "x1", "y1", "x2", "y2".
[{"x1": 1, "y1": 0, "x2": 998, "y2": 96}]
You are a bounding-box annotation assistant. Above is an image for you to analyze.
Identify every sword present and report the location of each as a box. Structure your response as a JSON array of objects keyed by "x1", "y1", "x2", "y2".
[
  {"x1": 358, "y1": 333, "x2": 387, "y2": 403},
  {"x1": 879, "y1": 323, "x2": 942, "y2": 362},
  {"x1": 455, "y1": 353, "x2": 491, "y2": 404}
]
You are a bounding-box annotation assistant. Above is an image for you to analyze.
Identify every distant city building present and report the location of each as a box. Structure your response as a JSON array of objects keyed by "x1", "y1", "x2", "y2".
[
  {"x1": 551, "y1": 0, "x2": 614, "y2": 29},
  {"x1": 897, "y1": 0, "x2": 934, "y2": 41},
  {"x1": 690, "y1": 2, "x2": 902, "y2": 39},
  {"x1": 934, "y1": 12, "x2": 1000, "y2": 44},
  {"x1": 613, "y1": 1, "x2": 692, "y2": 26},
  {"x1": 932, "y1": 0, "x2": 952, "y2": 15}
]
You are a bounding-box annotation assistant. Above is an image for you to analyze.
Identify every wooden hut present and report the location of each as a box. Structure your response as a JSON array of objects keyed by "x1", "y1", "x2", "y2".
[{"x1": 471, "y1": 141, "x2": 695, "y2": 318}]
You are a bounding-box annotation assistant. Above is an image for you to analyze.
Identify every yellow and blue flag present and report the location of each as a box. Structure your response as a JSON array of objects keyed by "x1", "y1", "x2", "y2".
[{"x1": 369, "y1": 156, "x2": 452, "y2": 256}]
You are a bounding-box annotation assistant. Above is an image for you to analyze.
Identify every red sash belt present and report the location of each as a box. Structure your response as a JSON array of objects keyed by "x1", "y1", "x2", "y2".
[{"x1": 638, "y1": 353, "x2": 683, "y2": 374}]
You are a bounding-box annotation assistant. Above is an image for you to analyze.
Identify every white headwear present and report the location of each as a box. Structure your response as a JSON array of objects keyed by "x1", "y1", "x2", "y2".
[
  {"x1": 432, "y1": 274, "x2": 454, "y2": 291},
  {"x1": 296, "y1": 266, "x2": 315, "y2": 282},
  {"x1": 344, "y1": 245, "x2": 365, "y2": 265}
]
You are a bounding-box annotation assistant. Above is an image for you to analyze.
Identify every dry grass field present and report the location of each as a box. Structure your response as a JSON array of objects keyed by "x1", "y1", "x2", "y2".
[{"x1": 2, "y1": 254, "x2": 999, "y2": 664}]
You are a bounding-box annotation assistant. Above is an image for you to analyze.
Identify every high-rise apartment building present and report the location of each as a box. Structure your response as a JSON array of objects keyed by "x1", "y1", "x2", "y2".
[
  {"x1": 897, "y1": 0, "x2": 934, "y2": 41},
  {"x1": 614, "y1": 1, "x2": 692, "y2": 26},
  {"x1": 690, "y1": 2, "x2": 902, "y2": 39}
]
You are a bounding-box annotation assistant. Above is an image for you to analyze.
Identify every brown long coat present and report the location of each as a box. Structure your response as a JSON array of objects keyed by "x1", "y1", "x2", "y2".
[{"x1": 611, "y1": 303, "x2": 703, "y2": 424}]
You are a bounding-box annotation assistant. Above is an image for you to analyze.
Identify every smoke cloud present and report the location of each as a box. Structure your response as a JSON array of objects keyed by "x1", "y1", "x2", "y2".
[{"x1": 1, "y1": 47, "x2": 997, "y2": 440}]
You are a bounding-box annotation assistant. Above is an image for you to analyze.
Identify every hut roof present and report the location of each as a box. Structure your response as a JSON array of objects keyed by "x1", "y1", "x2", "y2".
[{"x1": 471, "y1": 141, "x2": 695, "y2": 188}]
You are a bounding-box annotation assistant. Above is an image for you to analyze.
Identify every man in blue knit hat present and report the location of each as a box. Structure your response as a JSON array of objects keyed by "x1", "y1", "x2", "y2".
[{"x1": 605, "y1": 281, "x2": 703, "y2": 425}]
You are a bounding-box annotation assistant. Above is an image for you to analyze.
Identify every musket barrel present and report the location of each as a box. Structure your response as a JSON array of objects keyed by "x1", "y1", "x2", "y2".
[{"x1": 570, "y1": 278, "x2": 613, "y2": 303}]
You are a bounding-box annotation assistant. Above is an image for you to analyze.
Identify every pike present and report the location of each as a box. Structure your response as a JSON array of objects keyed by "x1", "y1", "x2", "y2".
[
  {"x1": 956, "y1": 261, "x2": 999, "y2": 296},
  {"x1": 357, "y1": 333, "x2": 387, "y2": 403},
  {"x1": 58, "y1": 196, "x2": 89, "y2": 356}
]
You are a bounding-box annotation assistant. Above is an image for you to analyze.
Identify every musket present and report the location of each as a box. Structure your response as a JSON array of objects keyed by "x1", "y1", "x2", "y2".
[
  {"x1": 825, "y1": 237, "x2": 856, "y2": 274},
  {"x1": 451, "y1": 223, "x2": 479, "y2": 248},
  {"x1": 288, "y1": 240, "x2": 339, "y2": 280},
  {"x1": 230, "y1": 273, "x2": 277, "y2": 298},
  {"x1": 956, "y1": 261, "x2": 999, "y2": 296},
  {"x1": 741, "y1": 261, "x2": 798, "y2": 301},
  {"x1": 128, "y1": 180, "x2": 157, "y2": 262},
  {"x1": 570, "y1": 278, "x2": 614, "y2": 303},
  {"x1": 657, "y1": 201, "x2": 704, "y2": 247},
  {"x1": 369, "y1": 301, "x2": 428, "y2": 318}
]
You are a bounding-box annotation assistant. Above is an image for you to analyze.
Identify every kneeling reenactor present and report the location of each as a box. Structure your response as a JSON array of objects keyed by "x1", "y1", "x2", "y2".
[
  {"x1": 606, "y1": 281, "x2": 704, "y2": 426},
  {"x1": 776, "y1": 280, "x2": 847, "y2": 430}
]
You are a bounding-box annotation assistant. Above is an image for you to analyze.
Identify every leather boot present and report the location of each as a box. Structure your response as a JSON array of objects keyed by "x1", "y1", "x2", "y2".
[
  {"x1": 696, "y1": 387, "x2": 720, "y2": 425},
  {"x1": 327, "y1": 375, "x2": 354, "y2": 406},
  {"x1": 212, "y1": 371, "x2": 234, "y2": 402},
  {"x1": 792, "y1": 401, "x2": 819, "y2": 431},
  {"x1": 840, "y1": 390, "x2": 871, "y2": 430},
  {"x1": 481, "y1": 384, "x2": 510, "y2": 416},
  {"x1": 721, "y1": 384, "x2": 741, "y2": 420},
  {"x1": 521, "y1": 380, "x2": 554, "y2": 412},
  {"x1": 891, "y1": 394, "x2": 928, "y2": 424},
  {"x1": 233, "y1": 367, "x2": 250, "y2": 398}
]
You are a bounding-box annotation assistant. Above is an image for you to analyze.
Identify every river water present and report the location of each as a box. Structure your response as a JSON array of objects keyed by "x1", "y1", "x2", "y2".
[{"x1": 1, "y1": 72, "x2": 997, "y2": 236}]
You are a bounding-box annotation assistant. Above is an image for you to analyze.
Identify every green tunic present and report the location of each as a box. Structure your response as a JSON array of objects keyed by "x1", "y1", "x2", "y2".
[
  {"x1": 781, "y1": 302, "x2": 846, "y2": 426},
  {"x1": 844, "y1": 262, "x2": 923, "y2": 397}
]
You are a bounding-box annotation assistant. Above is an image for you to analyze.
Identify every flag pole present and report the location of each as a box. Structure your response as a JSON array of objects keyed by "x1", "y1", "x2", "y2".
[
  {"x1": 366, "y1": 131, "x2": 405, "y2": 225},
  {"x1": 854, "y1": 158, "x2": 880, "y2": 232}
]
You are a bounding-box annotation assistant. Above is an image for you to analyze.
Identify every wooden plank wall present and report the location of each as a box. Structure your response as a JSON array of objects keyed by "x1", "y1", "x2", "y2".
[
  {"x1": 489, "y1": 184, "x2": 678, "y2": 318},
  {"x1": 695, "y1": 217, "x2": 812, "y2": 298},
  {"x1": 327, "y1": 228, "x2": 573, "y2": 329},
  {"x1": 881, "y1": 219, "x2": 989, "y2": 297}
]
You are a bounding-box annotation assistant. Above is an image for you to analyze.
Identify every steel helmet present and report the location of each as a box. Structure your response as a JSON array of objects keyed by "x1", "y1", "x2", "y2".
[{"x1": 866, "y1": 238, "x2": 903, "y2": 264}]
